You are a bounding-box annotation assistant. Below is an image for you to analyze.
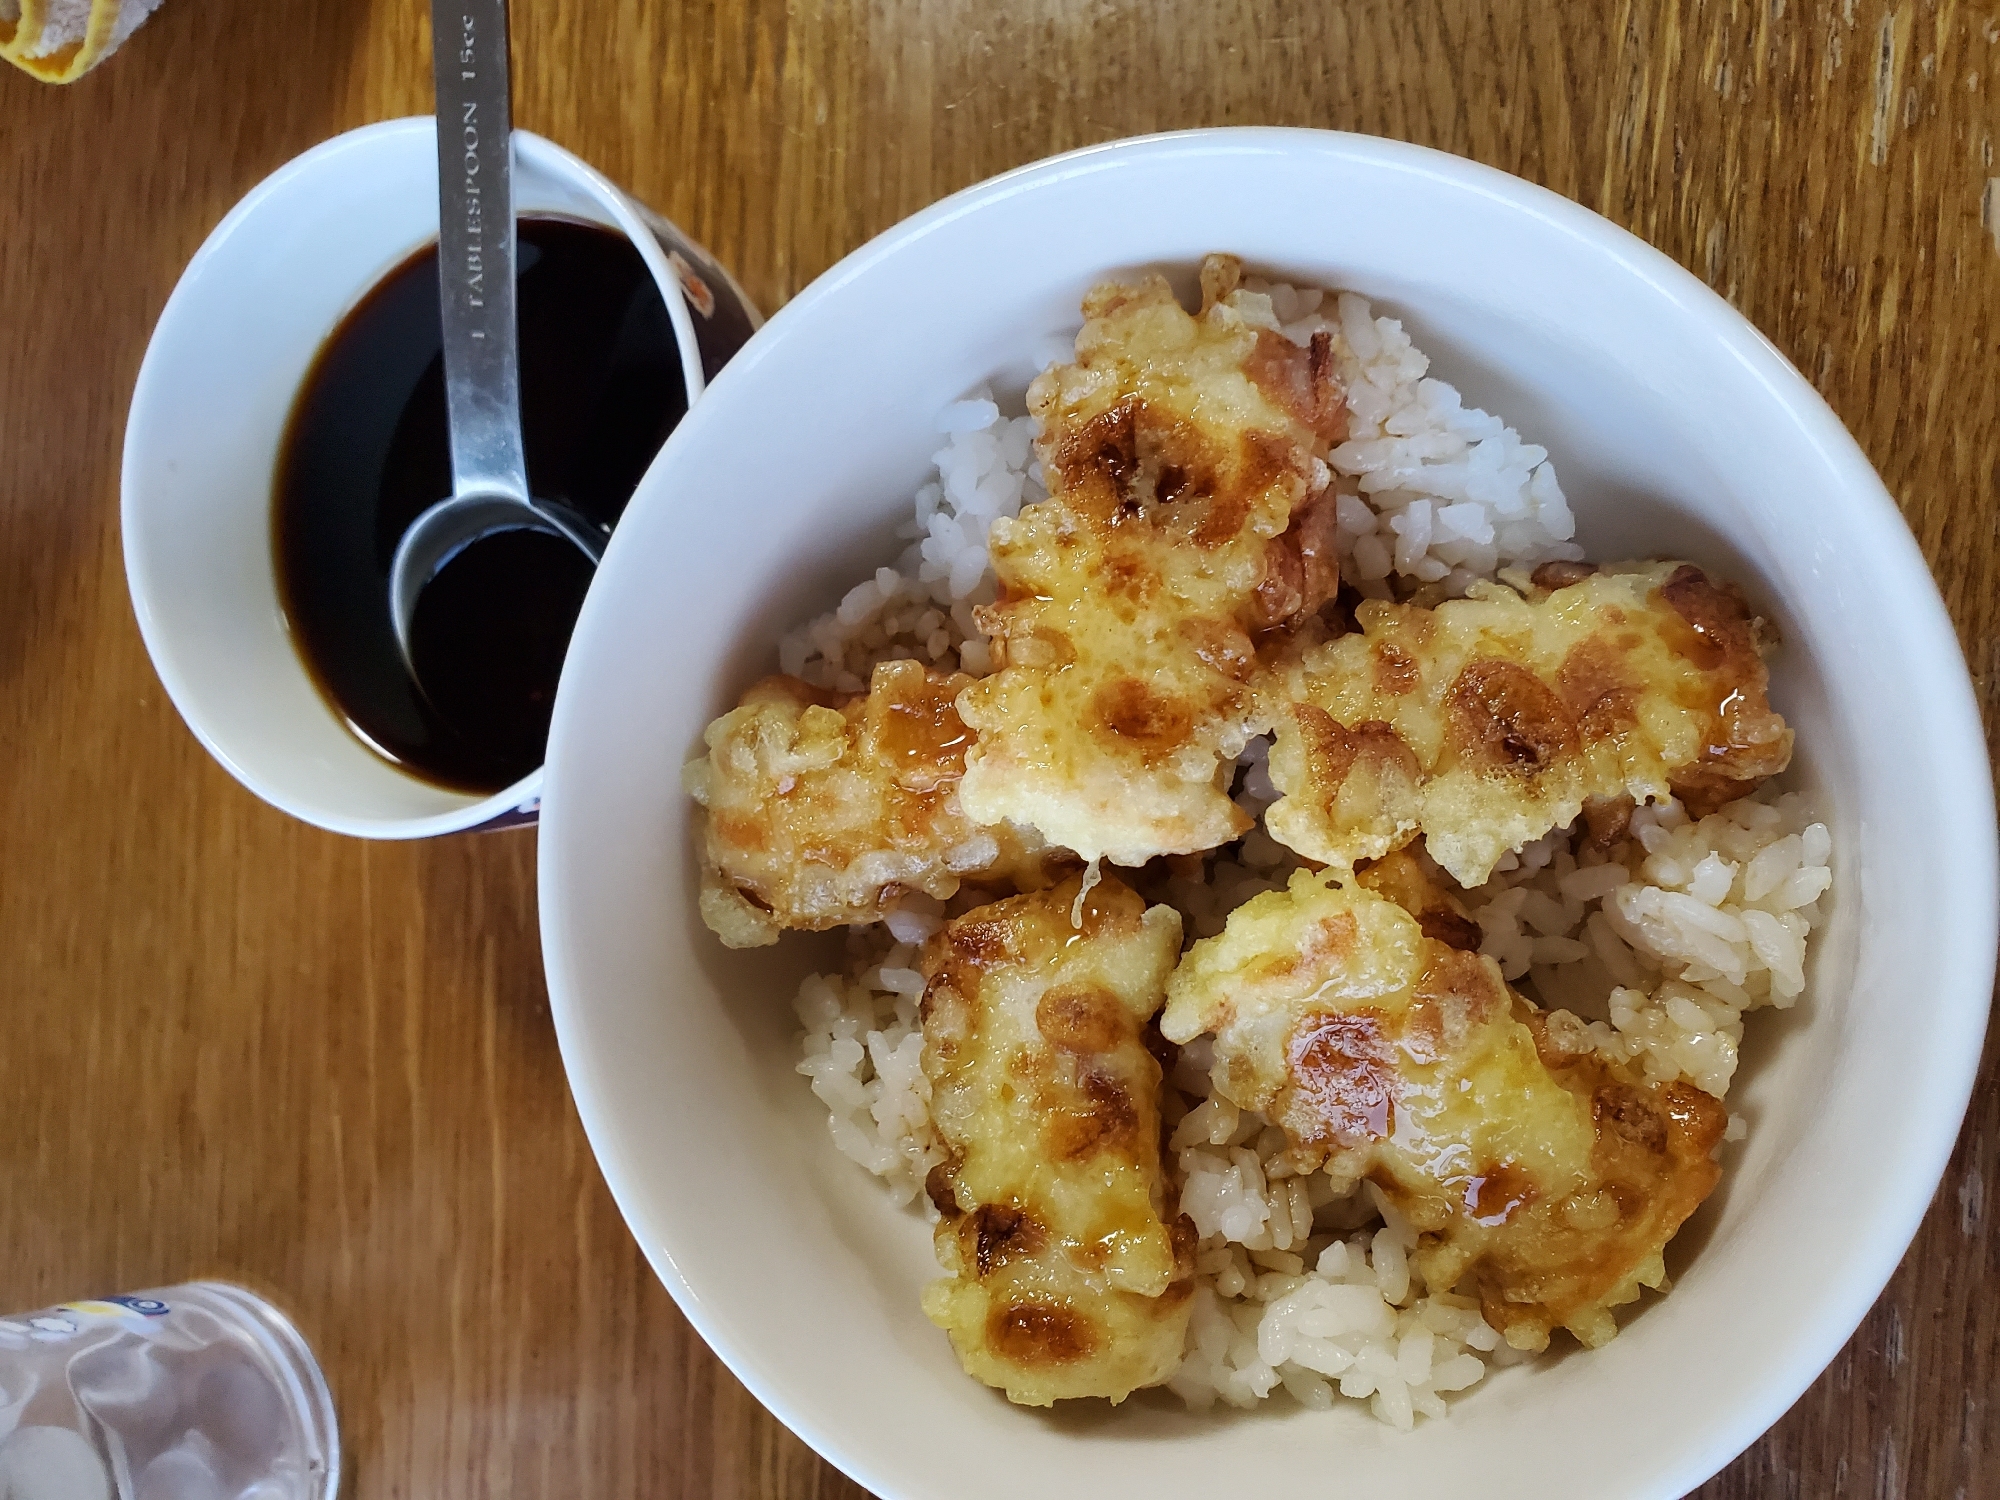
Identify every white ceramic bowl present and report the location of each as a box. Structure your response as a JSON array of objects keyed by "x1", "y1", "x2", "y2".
[
  {"x1": 122, "y1": 118, "x2": 756, "y2": 838},
  {"x1": 538, "y1": 130, "x2": 1997, "y2": 1499}
]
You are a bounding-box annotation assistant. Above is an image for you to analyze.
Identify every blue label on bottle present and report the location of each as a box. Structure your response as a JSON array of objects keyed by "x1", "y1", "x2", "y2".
[{"x1": 109, "y1": 1296, "x2": 170, "y2": 1316}]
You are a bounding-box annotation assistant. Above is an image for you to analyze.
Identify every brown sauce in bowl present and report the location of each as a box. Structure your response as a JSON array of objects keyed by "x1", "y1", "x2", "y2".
[{"x1": 274, "y1": 217, "x2": 686, "y2": 795}]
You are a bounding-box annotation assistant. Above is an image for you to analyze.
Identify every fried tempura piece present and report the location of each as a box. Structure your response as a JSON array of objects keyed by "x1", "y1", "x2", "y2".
[
  {"x1": 685, "y1": 661, "x2": 1050, "y2": 947},
  {"x1": 956, "y1": 255, "x2": 1348, "y2": 866},
  {"x1": 919, "y1": 874, "x2": 1193, "y2": 1404},
  {"x1": 1161, "y1": 871, "x2": 1726, "y2": 1352},
  {"x1": 1355, "y1": 845, "x2": 1482, "y2": 951},
  {"x1": 1264, "y1": 560, "x2": 1793, "y2": 887}
]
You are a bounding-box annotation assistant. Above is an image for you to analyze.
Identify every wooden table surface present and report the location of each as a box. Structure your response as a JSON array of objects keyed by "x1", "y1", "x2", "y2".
[{"x1": 2, "y1": 1, "x2": 1994, "y2": 1495}]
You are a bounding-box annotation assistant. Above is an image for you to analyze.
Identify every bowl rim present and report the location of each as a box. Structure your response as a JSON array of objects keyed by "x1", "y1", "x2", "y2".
[{"x1": 538, "y1": 125, "x2": 1999, "y2": 1498}]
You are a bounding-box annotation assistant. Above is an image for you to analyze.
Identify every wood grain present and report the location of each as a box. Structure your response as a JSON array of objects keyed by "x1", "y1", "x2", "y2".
[{"x1": 0, "y1": 1, "x2": 1993, "y2": 1495}]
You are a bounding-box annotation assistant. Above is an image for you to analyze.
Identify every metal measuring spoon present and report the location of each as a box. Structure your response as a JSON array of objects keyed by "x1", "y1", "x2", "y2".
[{"x1": 388, "y1": 0, "x2": 607, "y2": 669}]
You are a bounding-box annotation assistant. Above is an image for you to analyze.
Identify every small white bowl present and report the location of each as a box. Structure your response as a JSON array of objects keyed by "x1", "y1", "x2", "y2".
[
  {"x1": 122, "y1": 118, "x2": 756, "y2": 838},
  {"x1": 538, "y1": 130, "x2": 1997, "y2": 1499}
]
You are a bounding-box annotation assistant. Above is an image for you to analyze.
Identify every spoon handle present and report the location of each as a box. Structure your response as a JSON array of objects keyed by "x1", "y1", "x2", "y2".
[{"x1": 430, "y1": 0, "x2": 529, "y2": 508}]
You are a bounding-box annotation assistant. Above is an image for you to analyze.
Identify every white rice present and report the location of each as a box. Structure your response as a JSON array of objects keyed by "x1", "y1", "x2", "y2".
[
  {"x1": 792, "y1": 923, "x2": 945, "y2": 1206},
  {"x1": 778, "y1": 274, "x2": 1831, "y2": 1426},
  {"x1": 1242, "y1": 278, "x2": 1584, "y2": 598},
  {"x1": 778, "y1": 397, "x2": 1044, "y2": 692},
  {"x1": 1168, "y1": 1172, "x2": 1524, "y2": 1423},
  {"x1": 1469, "y1": 792, "x2": 1830, "y2": 1100}
]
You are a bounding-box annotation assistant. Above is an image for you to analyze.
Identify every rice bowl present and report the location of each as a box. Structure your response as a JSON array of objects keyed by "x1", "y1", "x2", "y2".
[{"x1": 538, "y1": 130, "x2": 1996, "y2": 1500}]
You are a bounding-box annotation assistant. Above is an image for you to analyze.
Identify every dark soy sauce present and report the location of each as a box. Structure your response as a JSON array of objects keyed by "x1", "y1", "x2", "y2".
[{"x1": 275, "y1": 218, "x2": 687, "y2": 795}]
